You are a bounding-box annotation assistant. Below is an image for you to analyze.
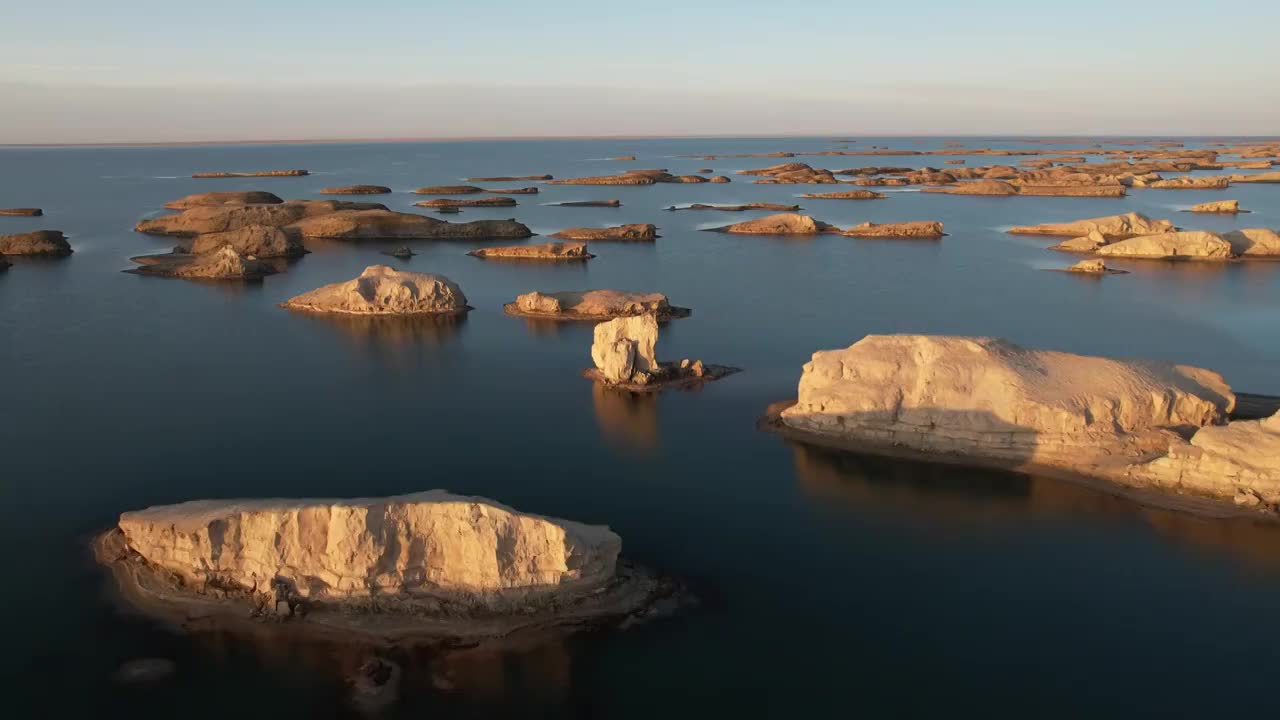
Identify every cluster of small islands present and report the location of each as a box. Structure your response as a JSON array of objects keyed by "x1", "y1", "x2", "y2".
[{"x1": 7, "y1": 138, "x2": 1280, "y2": 705}]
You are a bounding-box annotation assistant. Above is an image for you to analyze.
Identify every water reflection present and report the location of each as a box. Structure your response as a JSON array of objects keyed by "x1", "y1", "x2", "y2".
[
  {"x1": 591, "y1": 382, "x2": 659, "y2": 455},
  {"x1": 791, "y1": 442, "x2": 1280, "y2": 571},
  {"x1": 297, "y1": 312, "x2": 467, "y2": 370}
]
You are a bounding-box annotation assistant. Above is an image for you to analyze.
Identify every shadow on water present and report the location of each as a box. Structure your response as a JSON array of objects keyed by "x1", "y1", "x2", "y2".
[{"x1": 791, "y1": 442, "x2": 1280, "y2": 572}]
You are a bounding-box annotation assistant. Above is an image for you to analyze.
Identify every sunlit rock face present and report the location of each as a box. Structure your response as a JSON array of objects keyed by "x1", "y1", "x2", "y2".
[{"x1": 282, "y1": 266, "x2": 468, "y2": 315}]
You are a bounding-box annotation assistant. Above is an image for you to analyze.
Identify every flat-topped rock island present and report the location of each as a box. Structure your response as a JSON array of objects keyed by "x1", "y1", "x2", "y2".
[{"x1": 94, "y1": 491, "x2": 675, "y2": 644}]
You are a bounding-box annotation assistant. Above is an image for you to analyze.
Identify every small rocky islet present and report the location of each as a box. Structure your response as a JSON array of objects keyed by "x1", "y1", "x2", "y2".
[
  {"x1": 585, "y1": 314, "x2": 738, "y2": 392},
  {"x1": 0, "y1": 230, "x2": 73, "y2": 256},
  {"x1": 281, "y1": 265, "x2": 470, "y2": 316},
  {"x1": 504, "y1": 290, "x2": 690, "y2": 321},
  {"x1": 468, "y1": 241, "x2": 594, "y2": 261}
]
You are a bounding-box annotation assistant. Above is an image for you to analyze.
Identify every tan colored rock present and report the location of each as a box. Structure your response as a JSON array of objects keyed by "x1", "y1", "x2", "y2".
[
  {"x1": 185, "y1": 225, "x2": 305, "y2": 258},
  {"x1": 550, "y1": 224, "x2": 658, "y2": 241},
  {"x1": 1050, "y1": 230, "x2": 1111, "y2": 252},
  {"x1": 667, "y1": 203, "x2": 799, "y2": 212},
  {"x1": 1008, "y1": 212, "x2": 1174, "y2": 239},
  {"x1": 1228, "y1": 171, "x2": 1280, "y2": 183},
  {"x1": 1150, "y1": 175, "x2": 1231, "y2": 190},
  {"x1": 485, "y1": 187, "x2": 539, "y2": 194},
  {"x1": 608, "y1": 155, "x2": 636, "y2": 161},
  {"x1": 1060, "y1": 259, "x2": 1126, "y2": 274},
  {"x1": 135, "y1": 200, "x2": 386, "y2": 236},
  {"x1": 710, "y1": 213, "x2": 839, "y2": 235},
  {"x1": 319, "y1": 185, "x2": 392, "y2": 195},
  {"x1": 413, "y1": 185, "x2": 485, "y2": 195},
  {"x1": 508, "y1": 290, "x2": 688, "y2": 321},
  {"x1": 0, "y1": 230, "x2": 72, "y2": 256},
  {"x1": 934, "y1": 180, "x2": 1018, "y2": 195},
  {"x1": 1133, "y1": 411, "x2": 1280, "y2": 505},
  {"x1": 164, "y1": 192, "x2": 284, "y2": 210},
  {"x1": 288, "y1": 210, "x2": 531, "y2": 241},
  {"x1": 468, "y1": 241, "x2": 593, "y2": 261},
  {"x1": 708, "y1": 176, "x2": 732, "y2": 183},
  {"x1": 112, "y1": 490, "x2": 620, "y2": 605},
  {"x1": 413, "y1": 197, "x2": 517, "y2": 208},
  {"x1": 799, "y1": 190, "x2": 887, "y2": 200},
  {"x1": 591, "y1": 315, "x2": 659, "y2": 383},
  {"x1": 551, "y1": 199, "x2": 622, "y2": 207},
  {"x1": 843, "y1": 221, "x2": 944, "y2": 239},
  {"x1": 130, "y1": 245, "x2": 277, "y2": 281},
  {"x1": 1222, "y1": 228, "x2": 1280, "y2": 257},
  {"x1": 778, "y1": 335, "x2": 1234, "y2": 471},
  {"x1": 464, "y1": 174, "x2": 553, "y2": 182},
  {"x1": 1094, "y1": 231, "x2": 1234, "y2": 260},
  {"x1": 0, "y1": 208, "x2": 42, "y2": 216},
  {"x1": 739, "y1": 162, "x2": 839, "y2": 184},
  {"x1": 1188, "y1": 200, "x2": 1243, "y2": 214},
  {"x1": 547, "y1": 172, "x2": 662, "y2": 186},
  {"x1": 282, "y1": 265, "x2": 468, "y2": 315},
  {"x1": 191, "y1": 169, "x2": 307, "y2": 178},
  {"x1": 1016, "y1": 185, "x2": 1128, "y2": 197}
]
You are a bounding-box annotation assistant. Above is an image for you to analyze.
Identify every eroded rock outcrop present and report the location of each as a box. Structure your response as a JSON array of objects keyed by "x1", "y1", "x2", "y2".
[
  {"x1": 165, "y1": 192, "x2": 284, "y2": 209},
  {"x1": 550, "y1": 224, "x2": 658, "y2": 241},
  {"x1": 183, "y1": 224, "x2": 306, "y2": 258},
  {"x1": 93, "y1": 490, "x2": 671, "y2": 640},
  {"x1": 464, "y1": 175, "x2": 553, "y2": 182},
  {"x1": 775, "y1": 335, "x2": 1233, "y2": 475},
  {"x1": 1188, "y1": 200, "x2": 1244, "y2": 214},
  {"x1": 1134, "y1": 412, "x2": 1280, "y2": 506},
  {"x1": 1094, "y1": 231, "x2": 1234, "y2": 260},
  {"x1": 413, "y1": 197, "x2": 518, "y2": 208},
  {"x1": 129, "y1": 246, "x2": 278, "y2": 281},
  {"x1": 666, "y1": 203, "x2": 799, "y2": 212},
  {"x1": 1008, "y1": 212, "x2": 1174, "y2": 240},
  {"x1": 0, "y1": 230, "x2": 72, "y2": 256},
  {"x1": 843, "y1": 221, "x2": 945, "y2": 239},
  {"x1": 587, "y1": 315, "x2": 737, "y2": 390},
  {"x1": 739, "y1": 162, "x2": 839, "y2": 184},
  {"x1": 1222, "y1": 228, "x2": 1280, "y2": 257},
  {"x1": 413, "y1": 185, "x2": 485, "y2": 195},
  {"x1": 192, "y1": 170, "x2": 307, "y2": 178},
  {"x1": 1149, "y1": 176, "x2": 1231, "y2": 190},
  {"x1": 551, "y1": 200, "x2": 622, "y2": 207},
  {"x1": 0, "y1": 208, "x2": 43, "y2": 216},
  {"x1": 136, "y1": 200, "x2": 387, "y2": 236},
  {"x1": 288, "y1": 210, "x2": 531, "y2": 241},
  {"x1": 506, "y1": 290, "x2": 689, "y2": 321},
  {"x1": 1058, "y1": 259, "x2": 1127, "y2": 275},
  {"x1": 1229, "y1": 171, "x2": 1280, "y2": 183},
  {"x1": 799, "y1": 190, "x2": 887, "y2": 200},
  {"x1": 468, "y1": 242, "x2": 594, "y2": 261},
  {"x1": 708, "y1": 213, "x2": 839, "y2": 235},
  {"x1": 319, "y1": 185, "x2": 392, "y2": 195},
  {"x1": 282, "y1": 266, "x2": 468, "y2": 315}
]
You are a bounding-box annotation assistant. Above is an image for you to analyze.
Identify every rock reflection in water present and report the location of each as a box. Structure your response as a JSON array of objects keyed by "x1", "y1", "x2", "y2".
[
  {"x1": 297, "y1": 312, "x2": 467, "y2": 370},
  {"x1": 792, "y1": 442, "x2": 1280, "y2": 572},
  {"x1": 591, "y1": 382, "x2": 659, "y2": 455}
]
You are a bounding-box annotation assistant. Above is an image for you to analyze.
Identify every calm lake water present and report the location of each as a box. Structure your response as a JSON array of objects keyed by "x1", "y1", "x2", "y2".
[{"x1": 2, "y1": 137, "x2": 1279, "y2": 718}]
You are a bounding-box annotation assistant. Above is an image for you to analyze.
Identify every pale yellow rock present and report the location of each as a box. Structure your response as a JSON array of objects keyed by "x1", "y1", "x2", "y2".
[
  {"x1": 1149, "y1": 175, "x2": 1231, "y2": 189},
  {"x1": 1008, "y1": 212, "x2": 1174, "y2": 239},
  {"x1": 1229, "y1": 171, "x2": 1280, "y2": 183},
  {"x1": 1188, "y1": 200, "x2": 1241, "y2": 214},
  {"x1": 1051, "y1": 229, "x2": 1111, "y2": 253},
  {"x1": 282, "y1": 265, "x2": 468, "y2": 315},
  {"x1": 1094, "y1": 231, "x2": 1234, "y2": 260},
  {"x1": 115, "y1": 490, "x2": 621, "y2": 604},
  {"x1": 1133, "y1": 412, "x2": 1280, "y2": 504},
  {"x1": 512, "y1": 290, "x2": 684, "y2": 320},
  {"x1": 712, "y1": 213, "x2": 839, "y2": 235},
  {"x1": 591, "y1": 315, "x2": 659, "y2": 383},
  {"x1": 1222, "y1": 228, "x2": 1280, "y2": 257},
  {"x1": 1065, "y1": 259, "x2": 1113, "y2": 273},
  {"x1": 187, "y1": 224, "x2": 305, "y2": 258},
  {"x1": 779, "y1": 335, "x2": 1234, "y2": 469}
]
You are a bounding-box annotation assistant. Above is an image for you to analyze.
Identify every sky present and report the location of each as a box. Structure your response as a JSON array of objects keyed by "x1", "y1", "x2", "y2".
[{"x1": 3, "y1": 0, "x2": 1278, "y2": 143}]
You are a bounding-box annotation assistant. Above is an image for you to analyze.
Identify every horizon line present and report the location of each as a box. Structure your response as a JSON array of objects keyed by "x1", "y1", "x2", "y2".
[{"x1": 4, "y1": 132, "x2": 1279, "y2": 149}]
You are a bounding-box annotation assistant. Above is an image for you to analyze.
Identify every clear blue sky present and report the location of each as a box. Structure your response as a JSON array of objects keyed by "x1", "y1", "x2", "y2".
[{"x1": 3, "y1": 0, "x2": 1278, "y2": 142}]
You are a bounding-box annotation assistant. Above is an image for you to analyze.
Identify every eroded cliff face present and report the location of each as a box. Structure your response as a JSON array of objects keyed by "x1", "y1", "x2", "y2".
[
  {"x1": 115, "y1": 490, "x2": 621, "y2": 605},
  {"x1": 779, "y1": 335, "x2": 1234, "y2": 469},
  {"x1": 1133, "y1": 412, "x2": 1280, "y2": 505}
]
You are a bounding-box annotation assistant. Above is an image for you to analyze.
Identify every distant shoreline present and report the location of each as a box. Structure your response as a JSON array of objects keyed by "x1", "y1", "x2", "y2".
[{"x1": 3, "y1": 133, "x2": 1279, "y2": 149}]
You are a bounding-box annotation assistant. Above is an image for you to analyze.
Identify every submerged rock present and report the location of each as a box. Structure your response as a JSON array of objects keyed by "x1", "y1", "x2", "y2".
[
  {"x1": 382, "y1": 246, "x2": 416, "y2": 259},
  {"x1": 191, "y1": 169, "x2": 307, "y2": 178},
  {"x1": 1222, "y1": 228, "x2": 1280, "y2": 257},
  {"x1": 319, "y1": 185, "x2": 392, "y2": 195},
  {"x1": 413, "y1": 197, "x2": 518, "y2": 208},
  {"x1": 1008, "y1": 212, "x2": 1174, "y2": 239},
  {"x1": 799, "y1": 190, "x2": 887, "y2": 200},
  {"x1": 550, "y1": 224, "x2": 658, "y2": 241},
  {"x1": 468, "y1": 241, "x2": 594, "y2": 261},
  {"x1": 349, "y1": 657, "x2": 401, "y2": 713},
  {"x1": 843, "y1": 221, "x2": 945, "y2": 239},
  {"x1": 708, "y1": 213, "x2": 839, "y2": 235},
  {"x1": 164, "y1": 191, "x2": 284, "y2": 209},
  {"x1": 551, "y1": 199, "x2": 622, "y2": 207},
  {"x1": 289, "y1": 210, "x2": 531, "y2": 241},
  {"x1": 282, "y1": 266, "x2": 468, "y2": 315},
  {"x1": 1187, "y1": 200, "x2": 1244, "y2": 214},
  {"x1": 0, "y1": 207, "x2": 43, "y2": 216},
  {"x1": 413, "y1": 185, "x2": 485, "y2": 195},
  {"x1": 184, "y1": 225, "x2": 306, "y2": 258},
  {"x1": 115, "y1": 658, "x2": 177, "y2": 686},
  {"x1": 129, "y1": 245, "x2": 278, "y2": 281},
  {"x1": 93, "y1": 490, "x2": 670, "y2": 642},
  {"x1": 1094, "y1": 231, "x2": 1234, "y2": 260},
  {"x1": 775, "y1": 335, "x2": 1233, "y2": 475},
  {"x1": 0, "y1": 256, "x2": 9, "y2": 270},
  {"x1": 507, "y1": 290, "x2": 690, "y2": 321},
  {"x1": 0, "y1": 230, "x2": 72, "y2": 256}
]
